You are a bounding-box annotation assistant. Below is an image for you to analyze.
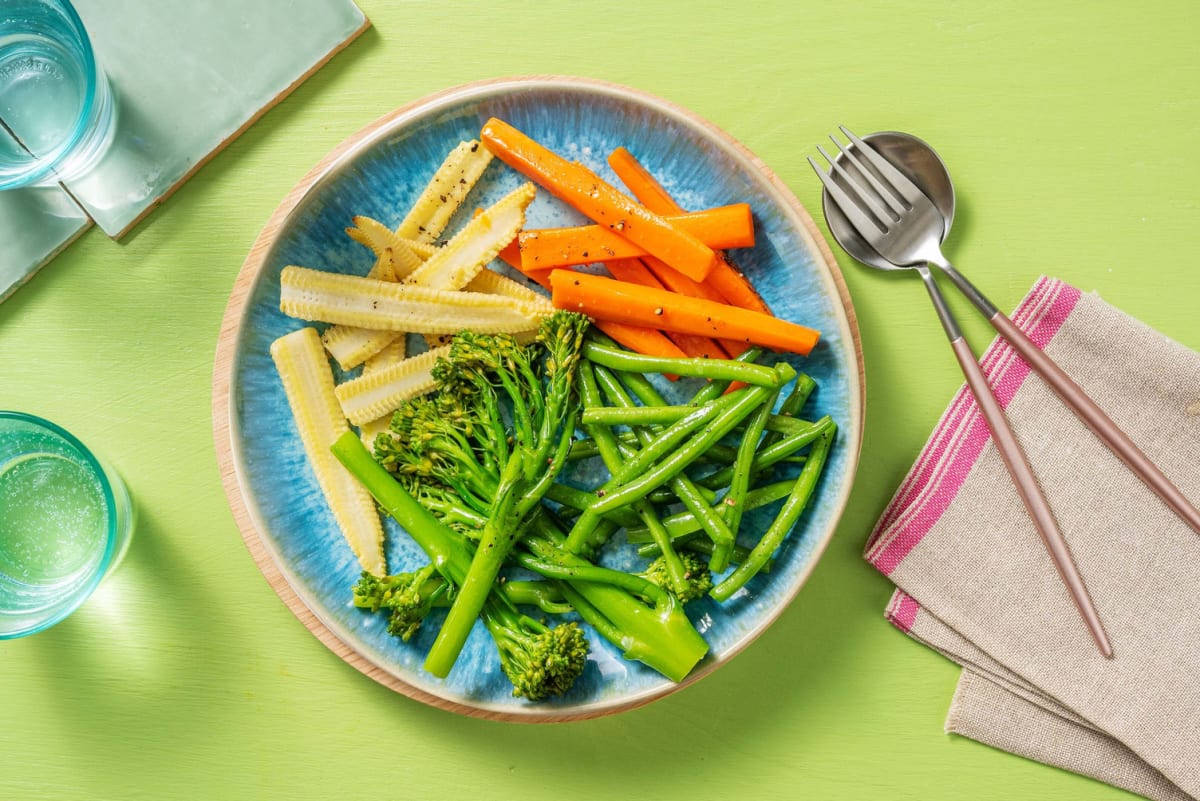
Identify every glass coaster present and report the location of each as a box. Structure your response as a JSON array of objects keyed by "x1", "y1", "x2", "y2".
[
  {"x1": 64, "y1": 0, "x2": 368, "y2": 237},
  {"x1": 0, "y1": 179, "x2": 90, "y2": 303}
]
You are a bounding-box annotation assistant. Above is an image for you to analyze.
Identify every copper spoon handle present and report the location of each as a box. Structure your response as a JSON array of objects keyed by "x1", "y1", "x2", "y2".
[
  {"x1": 918, "y1": 267, "x2": 1113, "y2": 657},
  {"x1": 940, "y1": 264, "x2": 1200, "y2": 537}
]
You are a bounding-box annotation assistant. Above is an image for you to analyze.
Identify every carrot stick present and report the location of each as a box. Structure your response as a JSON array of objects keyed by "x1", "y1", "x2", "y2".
[
  {"x1": 605, "y1": 259, "x2": 730, "y2": 360},
  {"x1": 639, "y1": 254, "x2": 730, "y2": 305},
  {"x1": 550, "y1": 271, "x2": 820, "y2": 356},
  {"x1": 516, "y1": 204, "x2": 753, "y2": 271},
  {"x1": 494, "y1": 243, "x2": 686, "y2": 371},
  {"x1": 634, "y1": 255, "x2": 746, "y2": 357},
  {"x1": 608, "y1": 147, "x2": 771, "y2": 315},
  {"x1": 481, "y1": 118, "x2": 720, "y2": 281}
]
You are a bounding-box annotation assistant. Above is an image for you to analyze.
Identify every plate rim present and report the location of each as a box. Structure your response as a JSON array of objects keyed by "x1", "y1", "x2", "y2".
[{"x1": 211, "y1": 74, "x2": 865, "y2": 722}]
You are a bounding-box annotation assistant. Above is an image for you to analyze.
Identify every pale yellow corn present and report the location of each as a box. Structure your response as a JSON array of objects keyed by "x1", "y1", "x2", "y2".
[
  {"x1": 397, "y1": 140, "x2": 494, "y2": 243},
  {"x1": 280, "y1": 266, "x2": 551, "y2": 334},
  {"x1": 270, "y1": 327, "x2": 385, "y2": 575},
  {"x1": 320, "y1": 249, "x2": 403, "y2": 370},
  {"x1": 345, "y1": 219, "x2": 425, "y2": 278},
  {"x1": 362, "y1": 334, "x2": 407, "y2": 376},
  {"x1": 321, "y1": 326, "x2": 400, "y2": 371},
  {"x1": 335, "y1": 344, "x2": 450, "y2": 425},
  {"x1": 464, "y1": 267, "x2": 547, "y2": 305},
  {"x1": 403, "y1": 183, "x2": 536, "y2": 291}
]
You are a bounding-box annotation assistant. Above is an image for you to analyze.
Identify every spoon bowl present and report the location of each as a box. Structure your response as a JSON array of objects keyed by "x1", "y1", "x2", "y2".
[{"x1": 820, "y1": 131, "x2": 956, "y2": 272}]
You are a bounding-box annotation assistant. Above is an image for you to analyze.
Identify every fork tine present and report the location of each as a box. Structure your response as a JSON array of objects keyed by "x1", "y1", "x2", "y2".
[
  {"x1": 830, "y1": 135, "x2": 908, "y2": 217},
  {"x1": 839, "y1": 126, "x2": 929, "y2": 206},
  {"x1": 807, "y1": 155, "x2": 888, "y2": 236},
  {"x1": 818, "y1": 143, "x2": 898, "y2": 225}
]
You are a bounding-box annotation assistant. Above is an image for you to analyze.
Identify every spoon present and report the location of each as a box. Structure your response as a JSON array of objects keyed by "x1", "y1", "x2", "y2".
[
  {"x1": 817, "y1": 129, "x2": 1200, "y2": 657},
  {"x1": 821, "y1": 131, "x2": 956, "y2": 271},
  {"x1": 822, "y1": 130, "x2": 1200, "y2": 542}
]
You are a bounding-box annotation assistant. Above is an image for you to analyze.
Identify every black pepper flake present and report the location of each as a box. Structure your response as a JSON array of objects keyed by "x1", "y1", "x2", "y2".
[
  {"x1": 470, "y1": 142, "x2": 479, "y2": 152},
  {"x1": 581, "y1": 251, "x2": 588, "y2": 258},
  {"x1": 573, "y1": 279, "x2": 580, "y2": 286},
  {"x1": 596, "y1": 489, "x2": 607, "y2": 498}
]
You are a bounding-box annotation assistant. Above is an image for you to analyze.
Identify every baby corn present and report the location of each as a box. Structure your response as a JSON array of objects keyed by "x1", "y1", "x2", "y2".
[
  {"x1": 270, "y1": 327, "x2": 385, "y2": 575},
  {"x1": 279, "y1": 265, "x2": 552, "y2": 334}
]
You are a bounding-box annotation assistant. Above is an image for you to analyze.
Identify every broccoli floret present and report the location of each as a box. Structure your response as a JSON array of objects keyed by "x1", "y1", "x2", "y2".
[
  {"x1": 351, "y1": 565, "x2": 452, "y2": 642},
  {"x1": 393, "y1": 314, "x2": 591, "y2": 678},
  {"x1": 640, "y1": 551, "x2": 713, "y2": 604},
  {"x1": 484, "y1": 599, "x2": 588, "y2": 702}
]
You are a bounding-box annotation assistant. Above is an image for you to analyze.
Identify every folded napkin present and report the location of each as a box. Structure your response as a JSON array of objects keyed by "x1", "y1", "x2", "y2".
[{"x1": 865, "y1": 277, "x2": 1200, "y2": 800}]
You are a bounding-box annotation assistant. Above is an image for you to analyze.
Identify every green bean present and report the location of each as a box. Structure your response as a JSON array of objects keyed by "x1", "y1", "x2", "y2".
[
  {"x1": 567, "y1": 432, "x2": 638, "y2": 461},
  {"x1": 574, "y1": 361, "x2": 691, "y2": 594},
  {"x1": 715, "y1": 384, "x2": 778, "y2": 571},
  {"x1": 583, "y1": 341, "x2": 784, "y2": 387},
  {"x1": 589, "y1": 370, "x2": 793, "y2": 517},
  {"x1": 580, "y1": 405, "x2": 814, "y2": 436},
  {"x1": 711, "y1": 423, "x2": 836, "y2": 601},
  {"x1": 686, "y1": 346, "x2": 766, "y2": 404},
  {"x1": 758, "y1": 373, "x2": 816, "y2": 453},
  {"x1": 543, "y1": 483, "x2": 640, "y2": 529},
  {"x1": 696, "y1": 417, "x2": 828, "y2": 490},
  {"x1": 569, "y1": 434, "x2": 742, "y2": 465},
  {"x1": 594, "y1": 365, "x2": 737, "y2": 565},
  {"x1": 514, "y1": 552, "x2": 665, "y2": 602},
  {"x1": 635, "y1": 537, "x2": 772, "y2": 573},
  {"x1": 625, "y1": 479, "x2": 802, "y2": 543}
]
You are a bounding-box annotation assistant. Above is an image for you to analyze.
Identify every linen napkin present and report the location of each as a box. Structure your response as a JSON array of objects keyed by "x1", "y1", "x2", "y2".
[{"x1": 864, "y1": 277, "x2": 1200, "y2": 799}]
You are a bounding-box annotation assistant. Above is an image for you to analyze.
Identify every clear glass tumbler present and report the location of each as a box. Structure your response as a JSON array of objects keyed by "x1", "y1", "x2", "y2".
[
  {"x1": 0, "y1": 0, "x2": 115, "y2": 189},
  {"x1": 0, "y1": 411, "x2": 134, "y2": 638}
]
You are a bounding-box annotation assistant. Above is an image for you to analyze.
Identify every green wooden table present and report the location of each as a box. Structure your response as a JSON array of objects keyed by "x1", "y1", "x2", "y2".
[{"x1": 3, "y1": 2, "x2": 1197, "y2": 798}]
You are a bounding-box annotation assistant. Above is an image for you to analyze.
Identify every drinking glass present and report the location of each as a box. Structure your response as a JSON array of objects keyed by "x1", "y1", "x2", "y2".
[
  {"x1": 0, "y1": 411, "x2": 133, "y2": 638},
  {"x1": 0, "y1": 0, "x2": 115, "y2": 189}
]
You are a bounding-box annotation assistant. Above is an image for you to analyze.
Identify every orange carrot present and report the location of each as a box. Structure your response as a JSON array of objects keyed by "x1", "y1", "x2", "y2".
[
  {"x1": 608, "y1": 147, "x2": 772, "y2": 316},
  {"x1": 550, "y1": 271, "x2": 820, "y2": 356},
  {"x1": 481, "y1": 118, "x2": 720, "y2": 281},
  {"x1": 639, "y1": 254, "x2": 729, "y2": 305},
  {"x1": 605, "y1": 259, "x2": 729, "y2": 360},
  {"x1": 516, "y1": 204, "x2": 753, "y2": 271},
  {"x1": 640, "y1": 253, "x2": 747, "y2": 358},
  {"x1": 494, "y1": 244, "x2": 686, "y2": 370},
  {"x1": 498, "y1": 237, "x2": 524, "y2": 274}
]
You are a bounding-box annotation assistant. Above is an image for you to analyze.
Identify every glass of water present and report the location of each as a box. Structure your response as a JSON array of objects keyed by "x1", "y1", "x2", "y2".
[
  {"x1": 0, "y1": 411, "x2": 133, "y2": 638},
  {"x1": 0, "y1": 0, "x2": 116, "y2": 190}
]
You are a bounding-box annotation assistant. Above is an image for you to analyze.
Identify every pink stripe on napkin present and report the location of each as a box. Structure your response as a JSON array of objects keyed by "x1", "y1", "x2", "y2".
[
  {"x1": 864, "y1": 277, "x2": 1082, "y2": 575},
  {"x1": 885, "y1": 589, "x2": 922, "y2": 633}
]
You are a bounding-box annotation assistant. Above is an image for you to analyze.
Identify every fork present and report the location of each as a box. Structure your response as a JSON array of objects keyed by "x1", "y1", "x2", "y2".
[{"x1": 810, "y1": 127, "x2": 1119, "y2": 657}]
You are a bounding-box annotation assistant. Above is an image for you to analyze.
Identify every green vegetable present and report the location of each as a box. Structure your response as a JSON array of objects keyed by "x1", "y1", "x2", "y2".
[
  {"x1": 331, "y1": 323, "x2": 839, "y2": 697},
  {"x1": 483, "y1": 597, "x2": 589, "y2": 702},
  {"x1": 334, "y1": 432, "x2": 589, "y2": 700},
  {"x1": 710, "y1": 423, "x2": 837, "y2": 601},
  {"x1": 374, "y1": 311, "x2": 589, "y2": 677},
  {"x1": 640, "y1": 551, "x2": 713, "y2": 604},
  {"x1": 352, "y1": 565, "x2": 451, "y2": 640},
  {"x1": 624, "y1": 479, "x2": 802, "y2": 544},
  {"x1": 577, "y1": 360, "x2": 690, "y2": 596},
  {"x1": 582, "y1": 340, "x2": 782, "y2": 386}
]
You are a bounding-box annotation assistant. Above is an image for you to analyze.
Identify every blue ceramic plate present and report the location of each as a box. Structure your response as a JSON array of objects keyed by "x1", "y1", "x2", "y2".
[{"x1": 215, "y1": 77, "x2": 862, "y2": 721}]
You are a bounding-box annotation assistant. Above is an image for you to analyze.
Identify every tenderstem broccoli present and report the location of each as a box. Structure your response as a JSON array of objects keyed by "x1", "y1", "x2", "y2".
[
  {"x1": 334, "y1": 432, "x2": 591, "y2": 700},
  {"x1": 374, "y1": 312, "x2": 590, "y2": 677}
]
